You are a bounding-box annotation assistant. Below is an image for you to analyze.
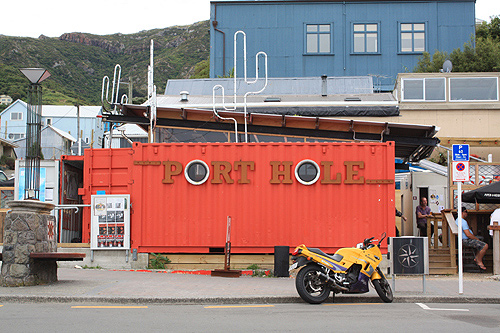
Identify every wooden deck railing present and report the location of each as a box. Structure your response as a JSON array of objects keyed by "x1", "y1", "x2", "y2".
[{"x1": 426, "y1": 209, "x2": 458, "y2": 270}]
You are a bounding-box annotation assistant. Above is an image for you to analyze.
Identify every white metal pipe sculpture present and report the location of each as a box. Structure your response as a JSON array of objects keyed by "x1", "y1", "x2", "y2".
[{"x1": 212, "y1": 31, "x2": 268, "y2": 143}]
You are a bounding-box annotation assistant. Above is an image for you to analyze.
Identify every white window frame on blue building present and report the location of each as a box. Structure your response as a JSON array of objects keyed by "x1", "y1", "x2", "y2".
[
  {"x1": 399, "y1": 23, "x2": 426, "y2": 53},
  {"x1": 352, "y1": 23, "x2": 380, "y2": 54},
  {"x1": 304, "y1": 23, "x2": 333, "y2": 55}
]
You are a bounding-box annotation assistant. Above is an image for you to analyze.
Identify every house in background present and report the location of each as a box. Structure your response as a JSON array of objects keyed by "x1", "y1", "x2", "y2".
[
  {"x1": 210, "y1": 0, "x2": 475, "y2": 91},
  {"x1": 0, "y1": 100, "x2": 104, "y2": 149},
  {"x1": 0, "y1": 95, "x2": 13, "y2": 105},
  {"x1": 0, "y1": 137, "x2": 17, "y2": 160},
  {"x1": 14, "y1": 125, "x2": 76, "y2": 160},
  {"x1": 105, "y1": 124, "x2": 148, "y2": 148}
]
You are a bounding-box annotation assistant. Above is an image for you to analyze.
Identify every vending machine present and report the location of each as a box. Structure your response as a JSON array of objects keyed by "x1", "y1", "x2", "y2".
[{"x1": 91, "y1": 194, "x2": 130, "y2": 250}]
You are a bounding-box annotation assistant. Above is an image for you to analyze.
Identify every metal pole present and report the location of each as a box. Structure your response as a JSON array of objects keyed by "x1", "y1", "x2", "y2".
[
  {"x1": 77, "y1": 104, "x2": 81, "y2": 155},
  {"x1": 458, "y1": 181, "x2": 463, "y2": 294},
  {"x1": 25, "y1": 83, "x2": 42, "y2": 200}
]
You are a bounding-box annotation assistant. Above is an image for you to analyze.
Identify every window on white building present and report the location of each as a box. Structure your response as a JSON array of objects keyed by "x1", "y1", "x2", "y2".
[
  {"x1": 8, "y1": 133, "x2": 25, "y2": 140},
  {"x1": 402, "y1": 78, "x2": 445, "y2": 101},
  {"x1": 10, "y1": 112, "x2": 23, "y2": 121},
  {"x1": 450, "y1": 77, "x2": 498, "y2": 101}
]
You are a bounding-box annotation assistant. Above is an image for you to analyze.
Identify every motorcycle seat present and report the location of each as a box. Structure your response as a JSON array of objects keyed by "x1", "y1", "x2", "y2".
[{"x1": 307, "y1": 247, "x2": 343, "y2": 262}]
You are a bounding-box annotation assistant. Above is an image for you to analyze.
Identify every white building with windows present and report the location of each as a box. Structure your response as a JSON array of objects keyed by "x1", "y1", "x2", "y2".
[
  {"x1": 0, "y1": 95, "x2": 13, "y2": 105},
  {"x1": 0, "y1": 99, "x2": 104, "y2": 150}
]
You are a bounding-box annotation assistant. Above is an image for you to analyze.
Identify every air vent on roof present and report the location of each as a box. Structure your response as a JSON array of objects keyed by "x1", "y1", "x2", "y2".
[
  {"x1": 180, "y1": 91, "x2": 189, "y2": 102},
  {"x1": 344, "y1": 97, "x2": 361, "y2": 102},
  {"x1": 264, "y1": 97, "x2": 281, "y2": 102}
]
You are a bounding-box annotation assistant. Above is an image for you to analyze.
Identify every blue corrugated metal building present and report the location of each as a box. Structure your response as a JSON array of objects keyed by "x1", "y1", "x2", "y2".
[{"x1": 210, "y1": 0, "x2": 475, "y2": 91}]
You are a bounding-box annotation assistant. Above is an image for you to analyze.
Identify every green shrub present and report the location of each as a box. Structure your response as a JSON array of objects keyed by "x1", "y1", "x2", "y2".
[{"x1": 149, "y1": 253, "x2": 171, "y2": 269}]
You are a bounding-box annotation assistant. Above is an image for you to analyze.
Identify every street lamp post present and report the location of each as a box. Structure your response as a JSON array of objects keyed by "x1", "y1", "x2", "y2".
[{"x1": 20, "y1": 68, "x2": 50, "y2": 200}]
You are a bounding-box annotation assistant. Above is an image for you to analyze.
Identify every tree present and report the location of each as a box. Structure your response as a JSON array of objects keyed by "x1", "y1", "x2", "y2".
[
  {"x1": 415, "y1": 16, "x2": 500, "y2": 73},
  {"x1": 190, "y1": 58, "x2": 210, "y2": 79},
  {"x1": 476, "y1": 16, "x2": 500, "y2": 41}
]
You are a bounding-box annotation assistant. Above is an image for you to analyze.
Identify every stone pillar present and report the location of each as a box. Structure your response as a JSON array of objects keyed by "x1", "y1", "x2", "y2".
[{"x1": 1, "y1": 200, "x2": 56, "y2": 286}]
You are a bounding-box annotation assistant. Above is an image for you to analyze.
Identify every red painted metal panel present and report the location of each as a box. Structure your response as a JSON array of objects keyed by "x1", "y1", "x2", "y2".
[{"x1": 81, "y1": 142, "x2": 395, "y2": 253}]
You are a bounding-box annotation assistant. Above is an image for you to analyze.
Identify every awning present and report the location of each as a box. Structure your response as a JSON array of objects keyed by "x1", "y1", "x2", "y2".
[
  {"x1": 104, "y1": 104, "x2": 439, "y2": 162},
  {"x1": 462, "y1": 181, "x2": 500, "y2": 203}
]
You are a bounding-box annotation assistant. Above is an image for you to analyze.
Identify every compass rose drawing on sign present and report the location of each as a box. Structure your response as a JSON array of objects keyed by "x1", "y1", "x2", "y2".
[{"x1": 398, "y1": 243, "x2": 419, "y2": 268}]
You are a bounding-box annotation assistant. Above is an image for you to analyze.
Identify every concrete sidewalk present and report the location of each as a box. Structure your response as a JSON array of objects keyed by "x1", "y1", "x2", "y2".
[{"x1": 0, "y1": 268, "x2": 499, "y2": 305}]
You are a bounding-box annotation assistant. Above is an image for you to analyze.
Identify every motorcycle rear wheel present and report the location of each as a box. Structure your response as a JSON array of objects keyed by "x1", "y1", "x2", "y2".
[
  {"x1": 295, "y1": 264, "x2": 331, "y2": 304},
  {"x1": 373, "y1": 278, "x2": 393, "y2": 303}
]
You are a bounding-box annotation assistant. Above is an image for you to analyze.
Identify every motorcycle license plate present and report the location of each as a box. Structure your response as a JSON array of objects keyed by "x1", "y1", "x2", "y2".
[{"x1": 289, "y1": 262, "x2": 298, "y2": 271}]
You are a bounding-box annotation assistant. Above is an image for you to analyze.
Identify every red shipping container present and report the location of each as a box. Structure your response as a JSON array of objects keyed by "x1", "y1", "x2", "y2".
[{"x1": 81, "y1": 142, "x2": 395, "y2": 253}]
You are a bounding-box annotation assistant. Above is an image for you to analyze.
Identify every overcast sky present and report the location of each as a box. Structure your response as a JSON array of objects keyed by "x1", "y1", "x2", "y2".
[{"x1": 1, "y1": 0, "x2": 499, "y2": 38}]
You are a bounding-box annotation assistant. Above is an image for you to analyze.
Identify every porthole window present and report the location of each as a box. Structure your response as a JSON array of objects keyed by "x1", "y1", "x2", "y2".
[
  {"x1": 295, "y1": 159, "x2": 320, "y2": 185},
  {"x1": 185, "y1": 160, "x2": 210, "y2": 185}
]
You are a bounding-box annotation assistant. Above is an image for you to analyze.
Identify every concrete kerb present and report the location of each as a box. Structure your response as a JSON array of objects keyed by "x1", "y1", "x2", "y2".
[
  {"x1": 1, "y1": 295, "x2": 499, "y2": 305},
  {"x1": 0, "y1": 267, "x2": 499, "y2": 305}
]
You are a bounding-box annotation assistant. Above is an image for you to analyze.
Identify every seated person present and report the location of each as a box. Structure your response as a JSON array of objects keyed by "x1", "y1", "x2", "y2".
[{"x1": 456, "y1": 207, "x2": 489, "y2": 271}]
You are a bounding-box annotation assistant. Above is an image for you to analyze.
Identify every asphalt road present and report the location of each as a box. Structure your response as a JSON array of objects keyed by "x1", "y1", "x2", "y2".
[{"x1": 1, "y1": 302, "x2": 499, "y2": 332}]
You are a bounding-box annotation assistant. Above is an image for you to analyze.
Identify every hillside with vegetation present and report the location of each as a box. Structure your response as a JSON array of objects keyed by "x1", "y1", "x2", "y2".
[
  {"x1": 415, "y1": 16, "x2": 500, "y2": 72},
  {"x1": 0, "y1": 20, "x2": 210, "y2": 109}
]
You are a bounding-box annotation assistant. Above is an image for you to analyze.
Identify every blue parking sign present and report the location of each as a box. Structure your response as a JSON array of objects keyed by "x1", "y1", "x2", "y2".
[{"x1": 452, "y1": 144, "x2": 469, "y2": 161}]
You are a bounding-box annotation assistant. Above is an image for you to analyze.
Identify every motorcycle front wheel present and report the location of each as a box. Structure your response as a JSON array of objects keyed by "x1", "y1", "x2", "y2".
[
  {"x1": 295, "y1": 264, "x2": 331, "y2": 304},
  {"x1": 373, "y1": 277, "x2": 393, "y2": 303}
]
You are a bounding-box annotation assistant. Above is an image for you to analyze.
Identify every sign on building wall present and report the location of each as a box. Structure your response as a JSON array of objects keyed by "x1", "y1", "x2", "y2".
[
  {"x1": 18, "y1": 168, "x2": 46, "y2": 201},
  {"x1": 90, "y1": 194, "x2": 130, "y2": 250}
]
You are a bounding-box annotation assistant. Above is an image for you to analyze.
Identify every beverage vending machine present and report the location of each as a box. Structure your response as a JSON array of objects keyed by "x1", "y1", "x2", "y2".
[{"x1": 91, "y1": 194, "x2": 130, "y2": 250}]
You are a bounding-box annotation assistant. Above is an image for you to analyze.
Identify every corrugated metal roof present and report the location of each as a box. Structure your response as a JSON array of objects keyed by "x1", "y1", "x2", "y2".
[
  {"x1": 417, "y1": 159, "x2": 448, "y2": 176},
  {"x1": 156, "y1": 93, "x2": 399, "y2": 117},
  {"x1": 106, "y1": 124, "x2": 148, "y2": 137},
  {"x1": 157, "y1": 93, "x2": 395, "y2": 106},
  {"x1": 47, "y1": 125, "x2": 76, "y2": 142},
  {"x1": 165, "y1": 77, "x2": 373, "y2": 96}
]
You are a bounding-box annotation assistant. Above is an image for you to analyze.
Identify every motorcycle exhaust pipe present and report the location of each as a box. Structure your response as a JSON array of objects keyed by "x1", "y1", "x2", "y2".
[{"x1": 318, "y1": 272, "x2": 349, "y2": 291}]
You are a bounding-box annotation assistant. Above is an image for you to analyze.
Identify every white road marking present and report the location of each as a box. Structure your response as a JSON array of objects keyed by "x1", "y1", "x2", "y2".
[{"x1": 416, "y1": 303, "x2": 469, "y2": 312}]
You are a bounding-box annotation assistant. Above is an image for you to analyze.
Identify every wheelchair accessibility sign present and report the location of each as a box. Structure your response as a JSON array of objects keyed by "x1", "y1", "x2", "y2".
[{"x1": 452, "y1": 161, "x2": 469, "y2": 182}]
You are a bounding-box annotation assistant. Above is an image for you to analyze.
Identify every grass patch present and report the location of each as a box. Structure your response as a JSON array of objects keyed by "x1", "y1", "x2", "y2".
[{"x1": 82, "y1": 265, "x2": 102, "y2": 269}]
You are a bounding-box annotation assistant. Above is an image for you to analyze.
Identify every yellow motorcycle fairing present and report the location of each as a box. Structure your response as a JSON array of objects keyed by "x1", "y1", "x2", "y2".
[{"x1": 292, "y1": 243, "x2": 383, "y2": 279}]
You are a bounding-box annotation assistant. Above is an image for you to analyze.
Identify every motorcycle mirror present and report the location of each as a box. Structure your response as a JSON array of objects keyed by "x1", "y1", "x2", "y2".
[{"x1": 378, "y1": 232, "x2": 387, "y2": 247}]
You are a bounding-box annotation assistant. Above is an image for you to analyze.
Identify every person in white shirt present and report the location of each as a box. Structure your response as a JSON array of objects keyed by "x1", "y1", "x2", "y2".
[{"x1": 490, "y1": 208, "x2": 500, "y2": 237}]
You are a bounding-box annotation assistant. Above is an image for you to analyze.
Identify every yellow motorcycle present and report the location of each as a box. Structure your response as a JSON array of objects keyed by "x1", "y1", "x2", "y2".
[{"x1": 289, "y1": 233, "x2": 393, "y2": 304}]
